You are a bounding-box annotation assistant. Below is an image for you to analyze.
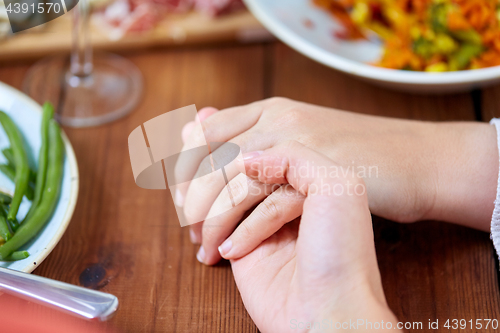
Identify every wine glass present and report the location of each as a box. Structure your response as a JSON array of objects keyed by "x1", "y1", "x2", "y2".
[{"x1": 23, "y1": 0, "x2": 143, "y2": 127}]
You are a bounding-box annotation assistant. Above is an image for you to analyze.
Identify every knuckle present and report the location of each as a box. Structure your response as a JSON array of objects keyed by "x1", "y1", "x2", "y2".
[
  {"x1": 283, "y1": 139, "x2": 302, "y2": 149},
  {"x1": 183, "y1": 181, "x2": 222, "y2": 224},
  {"x1": 196, "y1": 155, "x2": 215, "y2": 178},
  {"x1": 280, "y1": 139, "x2": 303, "y2": 154},
  {"x1": 173, "y1": 161, "x2": 185, "y2": 184},
  {"x1": 239, "y1": 220, "x2": 254, "y2": 238},
  {"x1": 279, "y1": 106, "x2": 304, "y2": 128},
  {"x1": 200, "y1": 117, "x2": 216, "y2": 142},
  {"x1": 184, "y1": 197, "x2": 209, "y2": 224},
  {"x1": 202, "y1": 221, "x2": 221, "y2": 241},
  {"x1": 183, "y1": 207, "x2": 199, "y2": 224},
  {"x1": 259, "y1": 97, "x2": 293, "y2": 118},
  {"x1": 259, "y1": 195, "x2": 282, "y2": 222},
  {"x1": 265, "y1": 96, "x2": 290, "y2": 105},
  {"x1": 190, "y1": 125, "x2": 208, "y2": 146},
  {"x1": 226, "y1": 175, "x2": 249, "y2": 204},
  {"x1": 191, "y1": 174, "x2": 219, "y2": 196},
  {"x1": 295, "y1": 133, "x2": 316, "y2": 147}
]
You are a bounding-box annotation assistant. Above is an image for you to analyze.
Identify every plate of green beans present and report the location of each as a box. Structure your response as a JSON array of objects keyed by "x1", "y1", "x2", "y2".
[{"x1": 0, "y1": 81, "x2": 78, "y2": 273}]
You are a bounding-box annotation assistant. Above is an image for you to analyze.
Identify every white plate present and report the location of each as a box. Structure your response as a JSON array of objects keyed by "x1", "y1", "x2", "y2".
[
  {"x1": 0, "y1": 81, "x2": 79, "y2": 273},
  {"x1": 244, "y1": 0, "x2": 500, "y2": 93}
]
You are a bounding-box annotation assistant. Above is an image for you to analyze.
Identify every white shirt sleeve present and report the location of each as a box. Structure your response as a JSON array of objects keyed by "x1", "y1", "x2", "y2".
[{"x1": 489, "y1": 118, "x2": 500, "y2": 258}]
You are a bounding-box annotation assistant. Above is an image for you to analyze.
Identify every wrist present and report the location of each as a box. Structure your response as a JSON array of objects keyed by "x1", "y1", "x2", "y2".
[
  {"x1": 423, "y1": 122, "x2": 498, "y2": 230},
  {"x1": 310, "y1": 293, "x2": 400, "y2": 333},
  {"x1": 308, "y1": 272, "x2": 400, "y2": 332}
]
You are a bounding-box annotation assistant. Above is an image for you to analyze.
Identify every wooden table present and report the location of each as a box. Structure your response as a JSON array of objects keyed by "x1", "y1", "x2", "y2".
[{"x1": 1, "y1": 42, "x2": 500, "y2": 332}]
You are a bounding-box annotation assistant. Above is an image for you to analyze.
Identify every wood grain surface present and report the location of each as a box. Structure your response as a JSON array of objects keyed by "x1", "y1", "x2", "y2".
[
  {"x1": 0, "y1": 42, "x2": 499, "y2": 332},
  {"x1": 483, "y1": 86, "x2": 500, "y2": 120}
]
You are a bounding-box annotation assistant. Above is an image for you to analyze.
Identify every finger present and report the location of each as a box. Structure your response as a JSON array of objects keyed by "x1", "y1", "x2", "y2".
[
  {"x1": 187, "y1": 136, "x2": 275, "y2": 245},
  {"x1": 197, "y1": 107, "x2": 218, "y2": 123},
  {"x1": 182, "y1": 121, "x2": 196, "y2": 144},
  {"x1": 185, "y1": 118, "x2": 291, "y2": 244},
  {"x1": 183, "y1": 109, "x2": 214, "y2": 243},
  {"x1": 190, "y1": 171, "x2": 271, "y2": 245},
  {"x1": 230, "y1": 139, "x2": 369, "y2": 248},
  {"x1": 175, "y1": 107, "x2": 222, "y2": 207},
  {"x1": 186, "y1": 97, "x2": 289, "y2": 150},
  {"x1": 177, "y1": 98, "x2": 288, "y2": 211},
  {"x1": 181, "y1": 107, "x2": 219, "y2": 144},
  {"x1": 243, "y1": 140, "x2": 362, "y2": 192},
  {"x1": 218, "y1": 185, "x2": 305, "y2": 260},
  {"x1": 242, "y1": 141, "x2": 383, "y2": 304},
  {"x1": 189, "y1": 221, "x2": 203, "y2": 244},
  {"x1": 183, "y1": 106, "x2": 238, "y2": 243},
  {"x1": 175, "y1": 102, "x2": 266, "y2": 202},
  {"x1": 196, "y1": 174, "x2": 278, "y2": 265},
  {"x1": 297, "y1": 183, "x2": 384, "y2": 303},
  {"x1": 182, "y1": 100, "x2": 280, "y2": 240},
  {"x1": 182, "y1": 137, "x2": 274, "y2": 244},
  {"x1": 181, "y1": 140, "x2": 245, "y2": 224},
  {"x1": 177, "y1": 98, "x2": 294, "y2": 207},
  {"x1": 243, "y1": 141, "x2": 376, "y2": 264},
  {"x1": 186, "y1": 102, "x2": 265, "y2": 148}
]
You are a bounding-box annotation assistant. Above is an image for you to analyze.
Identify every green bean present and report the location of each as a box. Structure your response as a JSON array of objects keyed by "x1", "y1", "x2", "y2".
[
  {"x1": 2, "y1": 250, "x2": 29, "y2": 261},
  {"x1": 0, "y1": 164, "x2": 14, "y2": 180},
  {"x1": 0, "y1": 164, "x2": 34, "y2": 201},
  {"x1": 7, "y1": 219, "x2": 19, "y2": 233},
  {"x1": 0, "y1": 215, "x2": 11, "y2": 242},
  {"x1": 0, "y1": 111, "x2": 30, "y2": 221},
  {"x1": 451, "y1": 29, "x2": 482, "y2": 45},
  {"x1": 448, "y1": 43, "x2": 484, "y2": 71},
  {"x1": 25, "y1": 102, "x2": 54, "y2": 221},
  {"x1": 413, "y1": 37, "x2": 435, "y2": 59},
  {"x1": 0, "y1": 120, "x2": 64, "y2": 260},
  {"x1": 2, "y1": 148, "x2": 14, "y2": 168},
  {"x1": 0, "y1": 205, "x2": 8, "y2": 243},
  {"x1": 0, "y1": 192, "x2": 12, "y2": 205},
  {"x1": 430, "y1": 3, "x2": 449, "y2": 33},
  {"x1": 0, "y1": 205, "x2": 19, "y2": 233},
  {"x1": 3, "y1": 147, "x2": 37, "y2": 184}
]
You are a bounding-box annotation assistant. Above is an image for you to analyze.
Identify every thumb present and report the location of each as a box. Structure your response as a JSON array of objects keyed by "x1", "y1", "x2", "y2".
[{"x1": 243, "y1": 140, "x2": 382, "y2": 300}]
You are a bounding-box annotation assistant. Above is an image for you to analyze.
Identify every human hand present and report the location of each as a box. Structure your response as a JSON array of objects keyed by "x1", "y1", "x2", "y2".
[
  {"x1": 179, "y1": 98, "x2": 497, "y2": 265},
  {"x1": 227, "y1": 140, "x2": 399, "y2": 333}
]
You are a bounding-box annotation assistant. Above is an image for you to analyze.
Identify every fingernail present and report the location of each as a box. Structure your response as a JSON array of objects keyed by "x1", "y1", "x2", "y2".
[
  {"x1": 242, "y1": 151, "x2": 263, "y2": 161},
  {"x1": 218, "y1": 239, "x2": 233, "y2": 257},
  {"x1": 196, "y1": 246, "x2": 206, "y2": 264},
  {"x1": 189, "y1": 229, "x2": 199, "y2": 244},
  {"x1": 175, "y1": 189, "x2": 184, "y2": 207}
]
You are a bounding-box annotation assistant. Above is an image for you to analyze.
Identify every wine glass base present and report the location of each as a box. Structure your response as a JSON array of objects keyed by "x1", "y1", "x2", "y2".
[{"x1": 23, "y1": 52, "x2": 143, "y2": 128}]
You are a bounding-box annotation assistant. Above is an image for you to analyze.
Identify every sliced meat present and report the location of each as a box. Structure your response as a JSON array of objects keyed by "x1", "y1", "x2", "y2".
[{"x1": 194, "y1": 0, "x2": 245, "y2": 16}]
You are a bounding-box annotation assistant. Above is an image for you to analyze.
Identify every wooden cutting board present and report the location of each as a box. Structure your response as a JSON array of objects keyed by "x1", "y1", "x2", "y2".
[{"x1": 0, "y1": 10, "x2": 272, "y2": 62}]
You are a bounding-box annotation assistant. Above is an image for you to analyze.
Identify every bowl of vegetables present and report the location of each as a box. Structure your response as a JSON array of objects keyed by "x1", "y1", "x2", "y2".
[
  {"x1": 0, "y1": 81, "x2": 78, "y2": 273},
  {"x1": 244, "y1": 0, "x2": 500, "y2": 93}
]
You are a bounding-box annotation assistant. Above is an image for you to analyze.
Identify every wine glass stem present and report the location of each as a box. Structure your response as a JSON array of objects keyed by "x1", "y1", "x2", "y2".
[{"x1": 71, "y1": 0, "x2": 92, "y2": 78}]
